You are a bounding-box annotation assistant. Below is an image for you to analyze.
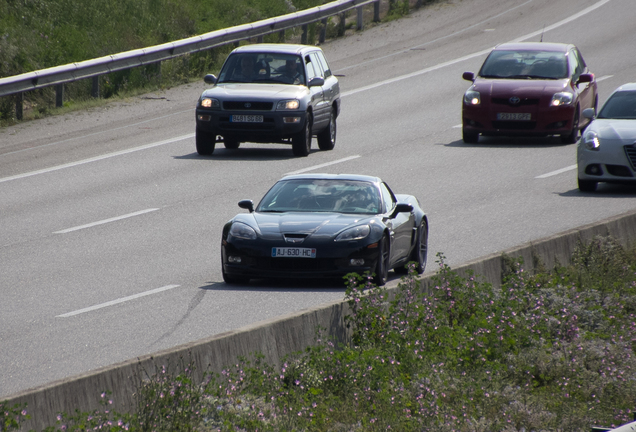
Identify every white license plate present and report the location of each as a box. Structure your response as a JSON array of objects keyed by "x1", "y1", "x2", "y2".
[
  {"x1": 271, "y1": 247, "x2": 316, "y2": 258},
  {"x1": 497, "y1": 112, "x2": 531, "y2": 121},
  {"x1": 231, "y1": 115, "x2": 263, "y2": 123}
]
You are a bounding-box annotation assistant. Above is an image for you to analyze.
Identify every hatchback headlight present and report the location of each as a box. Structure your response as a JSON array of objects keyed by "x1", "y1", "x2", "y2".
[
  {"x1": 276, "y1": 100, "x2": 300, "y2": 110},
  {"x1": 200, "y1": 98, "x2": 220, "y2": 109},
  {"x1": 335, "y1": 225, "x2": 371, "y2": 242},
  {"x1": 583, "y1": 130, "x2": 601, "y2": 150},
  {"x1": 229, "y1": 222, "x2": 257, "y2": 240},
  {"x1": 550, "y1": 92, "x2": 573, "y2": 106},
  {"x1": 464, "y1": 90, "x2": 481, "y2": 106}
]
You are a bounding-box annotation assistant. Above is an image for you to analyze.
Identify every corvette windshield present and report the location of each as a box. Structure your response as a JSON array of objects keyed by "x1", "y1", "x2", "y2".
[
  {"x1": 257, "y1": 179, "x2": 381, "y2": 214},
  {"x1": 479, "y1": 50, "x2": 567, "y2": 80},
  {"x1": 597, "y1": 91, "x2": 636, "y2": 119}
]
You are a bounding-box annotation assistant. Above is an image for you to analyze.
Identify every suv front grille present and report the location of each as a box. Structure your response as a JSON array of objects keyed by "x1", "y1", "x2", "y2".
[{"x1": 223, "y1": 101, "x2": 273, "y2": 111}]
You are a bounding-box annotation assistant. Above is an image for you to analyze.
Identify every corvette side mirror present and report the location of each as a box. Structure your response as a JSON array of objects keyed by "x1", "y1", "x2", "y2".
[
  {"x1": 238, "y1": 199, "x2": 254, "y2": 213},
  {"x1": 390, "y1": 203, "x2": 413, "y2": 218}
]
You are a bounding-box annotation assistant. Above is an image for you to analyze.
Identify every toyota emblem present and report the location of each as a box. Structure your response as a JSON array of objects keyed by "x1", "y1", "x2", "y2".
[
  {"x1": 509, "y1": 96, "x2": 521, "y2": 105},
  {"x1": 244, "y1": 103, "x2": 251, "y2": 108}
]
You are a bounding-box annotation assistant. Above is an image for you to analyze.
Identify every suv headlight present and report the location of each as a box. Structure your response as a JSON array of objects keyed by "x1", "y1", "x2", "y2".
[
  {"x1": 276, "y1": 100, "x2": 300, "y2": 110},
  {"x1": 583, "y1": 130, "x2": 600, "y2": 150},
  {"x1": 464, "y1": 90, "x2": 480, "y2": 106},
  {"x1": 229, "y1": 222, "x2": 257, "y2": 240},
  {"x1": 200, "y1": 98, "x2": 220, "y2": 109},
  {"x1": 335, "y1": 225, "x2": 371, "y2": 242},
  {"x1": 550, "y1": 92, "x2": 573, "y2": 106}
]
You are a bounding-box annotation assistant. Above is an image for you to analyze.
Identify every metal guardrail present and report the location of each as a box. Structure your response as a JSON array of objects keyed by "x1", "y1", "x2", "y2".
[{"x1": 0, "y1": 0, "x2": 381, "y2": 119}]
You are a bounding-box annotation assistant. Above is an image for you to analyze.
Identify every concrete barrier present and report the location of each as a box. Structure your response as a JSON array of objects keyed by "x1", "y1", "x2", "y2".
[{"x1": 5, "y1": 208, "x2": 636, "y2": 431}]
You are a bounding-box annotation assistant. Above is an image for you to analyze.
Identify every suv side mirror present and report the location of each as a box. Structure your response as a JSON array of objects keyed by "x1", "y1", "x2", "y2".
[
  {"x1": 204, "y1": 74, "x2": 218, "y2": 85},
  {"x1": 308, "y1": 77, "x2": 325, "y2": 87}
]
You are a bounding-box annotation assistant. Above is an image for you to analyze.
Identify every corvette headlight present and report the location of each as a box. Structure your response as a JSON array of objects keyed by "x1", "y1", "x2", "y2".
[
  {"x1": 583, "y1": 130, "x2": 601, "y2": 150},
  {"x1": 335, "y1": 225, "x2": 371, "y2": 242},
  {"x1": 200, "y1": 98, "x2": 220, "y2": 109},
  {"x1": 550, "y1": 92, "x2": 573, "y2": 106},
  {"x1": 276, "y1": 100, "x2": 300, "y2": 110},
  {"x1": 229, "y1": 222, "x2": 257, "y2": 240},
  {"x1": 464, "y1": 90, "x2": 480, "y2": 106}
]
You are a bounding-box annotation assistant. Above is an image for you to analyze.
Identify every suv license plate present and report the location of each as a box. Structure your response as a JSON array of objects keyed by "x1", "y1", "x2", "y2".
[
  {"x1": 231, "y1": 115, "x2": 263, "y2": 123},
  {"x1": 272, "y1": 247, "x2": 316, "y2": 258},
  {"x1": 497, "y1": 112, "x2": 531, "y2": 121}
]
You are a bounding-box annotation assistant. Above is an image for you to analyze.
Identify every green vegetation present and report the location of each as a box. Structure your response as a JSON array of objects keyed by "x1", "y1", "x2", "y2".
[
  {"x1": 3, "y1": 235, "x2": 636, "y2": 431},
  {"x1": 0, "y1": 0, "x2": 425, "y2": 124}
]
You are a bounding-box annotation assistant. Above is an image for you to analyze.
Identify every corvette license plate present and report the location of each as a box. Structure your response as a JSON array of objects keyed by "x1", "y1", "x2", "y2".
[
  {"x1": 497, "y1": 112, "x2": 531, "y2": 121},
  {"x1": 272, "y1": 247, "x2": 316, "y2": 258},
  {"x1": 231, "y1": 115, "x2": 263, "y2": 123}
]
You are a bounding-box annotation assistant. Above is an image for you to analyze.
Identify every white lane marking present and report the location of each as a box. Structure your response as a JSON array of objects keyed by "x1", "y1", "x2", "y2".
[
  {"x1": 596, "y1": 75, "x2": 613, "y2": 82},
  {"x1": 0, "y1": 133, "x2": 193, "y2": 184},
  {"x1": 536, "y1": 165, "x2": 576, "y2": 179},
  {"x1": 452, "y1": 124, "x2": 462, "y2": 129},
  {"x1": 53, "y1": 208, "x2": 159, "y2": 234},
  {"x1": 57, "y1": 285, "x2": 180, "y2": 318},
  {"x1": 285, "y1": 155, "x2": 361, "y2": 175},
  {"x1": 341, "y1": 0, "x2": 612, "y2": 98},
  {"x1": 3, "y1": 109, "x2": 192, "y2": 157}
]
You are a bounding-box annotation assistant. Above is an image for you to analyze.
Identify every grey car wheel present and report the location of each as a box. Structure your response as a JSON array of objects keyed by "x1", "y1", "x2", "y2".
[
  {"x1": 196, "y1": 128, "x2": 216, "y2": 155},
  {"x1": 578, "y1": 178, "x2": 597, "y2": 192},
  {"x1": 373, "y1": 235, "x2": 389, "y2": 286},
  {"x1": 292, "y1": 114, "x2": 312, "y2": 157},
  {"x1": 317, "y1": 109, "x2": 336, "y2": 151}
]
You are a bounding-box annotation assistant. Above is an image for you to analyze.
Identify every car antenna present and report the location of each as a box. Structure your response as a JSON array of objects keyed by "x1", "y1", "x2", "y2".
[{"x1": 540, "y1": 25, "x2": 545, "y2": 42}]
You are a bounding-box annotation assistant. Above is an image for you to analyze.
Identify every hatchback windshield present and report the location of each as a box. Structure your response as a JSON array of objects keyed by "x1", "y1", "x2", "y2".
[
  {"x1": 479, "y1": 50, "x2": 567, "y2": 79},
  {"x1": 257, "y1": 180, "x2": 381, "y2": 214},
  {"x1": 218, "y1": 53, "x2": 306, "y2": 85}
]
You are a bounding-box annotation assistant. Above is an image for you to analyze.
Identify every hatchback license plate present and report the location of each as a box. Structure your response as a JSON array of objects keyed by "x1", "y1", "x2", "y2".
[
  {"x1": 497, "y1": 112, "x2": 531, "y2": 121},
  {"x1": 272, "y1": 247, "x2": 316, "y2": 258},
  {"x1": 231, "y1": 115, "x2": 263, "y2": 123}
]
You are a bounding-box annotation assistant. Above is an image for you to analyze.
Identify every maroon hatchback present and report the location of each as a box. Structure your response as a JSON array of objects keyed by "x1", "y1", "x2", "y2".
[{"x1": 461, "y1": 42, "x2": 597, "y2": 144}]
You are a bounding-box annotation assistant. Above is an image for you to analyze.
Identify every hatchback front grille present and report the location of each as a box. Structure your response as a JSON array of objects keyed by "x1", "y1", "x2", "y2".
[
  {"x1": 492, "y1": 121, "x2": 537, "y2": 130},
  {"x1": 491, "y1": 98, "x2": 540, "y2": 107}
]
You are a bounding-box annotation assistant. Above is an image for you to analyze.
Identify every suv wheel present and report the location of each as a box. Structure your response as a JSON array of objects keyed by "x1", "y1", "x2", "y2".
[
  {"x1": 292, "y1": 114, "x2": 312, "y2": 157},
  {"x1": 196, "y1": 128, "x2": 216, "y2": 155},
  {"x1": 317, "y1": 109, "x2": 336, "y2": 151}
]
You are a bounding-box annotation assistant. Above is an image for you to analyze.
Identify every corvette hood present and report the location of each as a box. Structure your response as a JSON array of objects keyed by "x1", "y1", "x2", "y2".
[
  {"x1": 474, "y1": 78, "x2": 568, "y2": 97},
  {"x1": 202, "y1": 84, "x2": 308, "y2": 100},
  {"x1": 590, "y1": 119, "x2": 636, "y2": 142},
  {"x1": 243, "y1": 212, "x2": 373, "y2": 240}
]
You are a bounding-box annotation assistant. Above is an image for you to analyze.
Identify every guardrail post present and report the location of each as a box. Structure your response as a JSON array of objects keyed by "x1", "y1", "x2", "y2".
[
  {"x1": 15, "y1": 92, "x2": 23, "y2": 120},
  {"x1": 257, "y1": 35, "x2": 264, "y2": 43},
  {"x1": 55, "y1": 84, "x2": 64, "y2": 108},
  {"x1": 278, "y1": 30, "x2": 285, "y2": 42},
  {"x1": 301, "y1": 24, "x2": 308, "y2": 44},
  {"x1": 339, "y1": 12, "x2": 346, "y2": 36},
  {"x1": 357, "y1": 6, "x2": 363, "y2": 31},
  {"x1": 374, "y1": 0, "x2": 380, "y2": 22},
  {"x1": 91, "y1": 77, "x2": 100, "y2": 98},
  {"x1": 319, "y1": 18, "x2": 327, "y2": 43}
]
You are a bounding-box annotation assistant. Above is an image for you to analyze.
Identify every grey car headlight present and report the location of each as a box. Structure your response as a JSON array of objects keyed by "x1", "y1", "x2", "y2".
[
  {"x1": 583, "y1": 130, "x2": 601, "y2": 150},
  {"x1": 200, "y1": 98, "x2": 220, "y2": 109},
  {"x1": 335, "y1": 225, "x2": 371, "y2": 242},
  {"x1": 276, "y1": 100, "x2": 300, "y2": 110},
  {"x1": 464, "y1": 90, "x2": 481, "y2": 106},
  {"x1": 550, "y1": 92, "x2": 573, "y2": 106},
  {"x1": 229, "y1": 222, "x2": 257, "y2": 240}
]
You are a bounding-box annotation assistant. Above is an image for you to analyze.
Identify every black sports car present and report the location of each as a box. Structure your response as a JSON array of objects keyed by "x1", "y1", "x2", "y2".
[{"x1": 221, "y1": 174, "x2": 428, "y2": 285}]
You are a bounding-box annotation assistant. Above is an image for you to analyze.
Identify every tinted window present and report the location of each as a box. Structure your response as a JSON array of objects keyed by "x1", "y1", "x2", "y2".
[
  {"x1": 380, "y1": 183, "x2": 396, "y2": 213},
  {"x1": 598, "y1": 91, "x2": 636, "y2": 119},
  {"x1": 479, "y1": 50, "x2": 567, "y2": 79},
  {"x1": 315, "y1": 51, "x2": 332, "y2": 78}
]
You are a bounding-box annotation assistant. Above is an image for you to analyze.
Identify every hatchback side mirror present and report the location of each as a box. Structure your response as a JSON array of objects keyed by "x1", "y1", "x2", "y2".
[
  {"x1": 577, "y1": 73, "x2": 593, "y2": 85},
  {"x1": 462, "y1": 71, "x2": 475, "y2": 82}
]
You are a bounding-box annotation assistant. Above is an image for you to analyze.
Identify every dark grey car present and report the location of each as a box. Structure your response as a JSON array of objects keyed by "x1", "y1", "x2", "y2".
[{"x1": 195, "y1": 44, "x2": 341, "y2": 157}]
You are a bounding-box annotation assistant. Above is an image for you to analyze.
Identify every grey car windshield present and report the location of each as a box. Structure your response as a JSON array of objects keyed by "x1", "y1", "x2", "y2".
[
  {"x1": 597, "y1": 91, "x2": 636, "y2": 119},
  {"x1": 257, "y1": 180, "x2": 382, "y2": 214},
  {"x1": 479, "y1": 50, "x2": 567, "y2": 79},
  {"x1": 218, "y1": 53, "x2": 306, "y2": 85}
]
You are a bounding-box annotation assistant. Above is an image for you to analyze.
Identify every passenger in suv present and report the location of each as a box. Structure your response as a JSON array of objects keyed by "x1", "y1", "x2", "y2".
[{"x1": 195, "y1": 43, "x2": 340, "y2": 157}]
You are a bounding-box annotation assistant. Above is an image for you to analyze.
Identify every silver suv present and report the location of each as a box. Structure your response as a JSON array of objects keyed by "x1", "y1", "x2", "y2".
[{"x1": 195, "y1": 44, "x2": 341, "y2": 157}]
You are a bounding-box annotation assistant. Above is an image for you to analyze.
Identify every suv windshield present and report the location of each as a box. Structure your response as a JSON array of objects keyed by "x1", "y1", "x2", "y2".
[{"x1": 218, "y1": 53, "x2": 306, "y2": 85}]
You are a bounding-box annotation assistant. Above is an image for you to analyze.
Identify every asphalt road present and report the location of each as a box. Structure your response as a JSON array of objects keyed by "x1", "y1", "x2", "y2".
[{"x1": 1, "y1": 0, "x2": 635, "y2": 399}]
